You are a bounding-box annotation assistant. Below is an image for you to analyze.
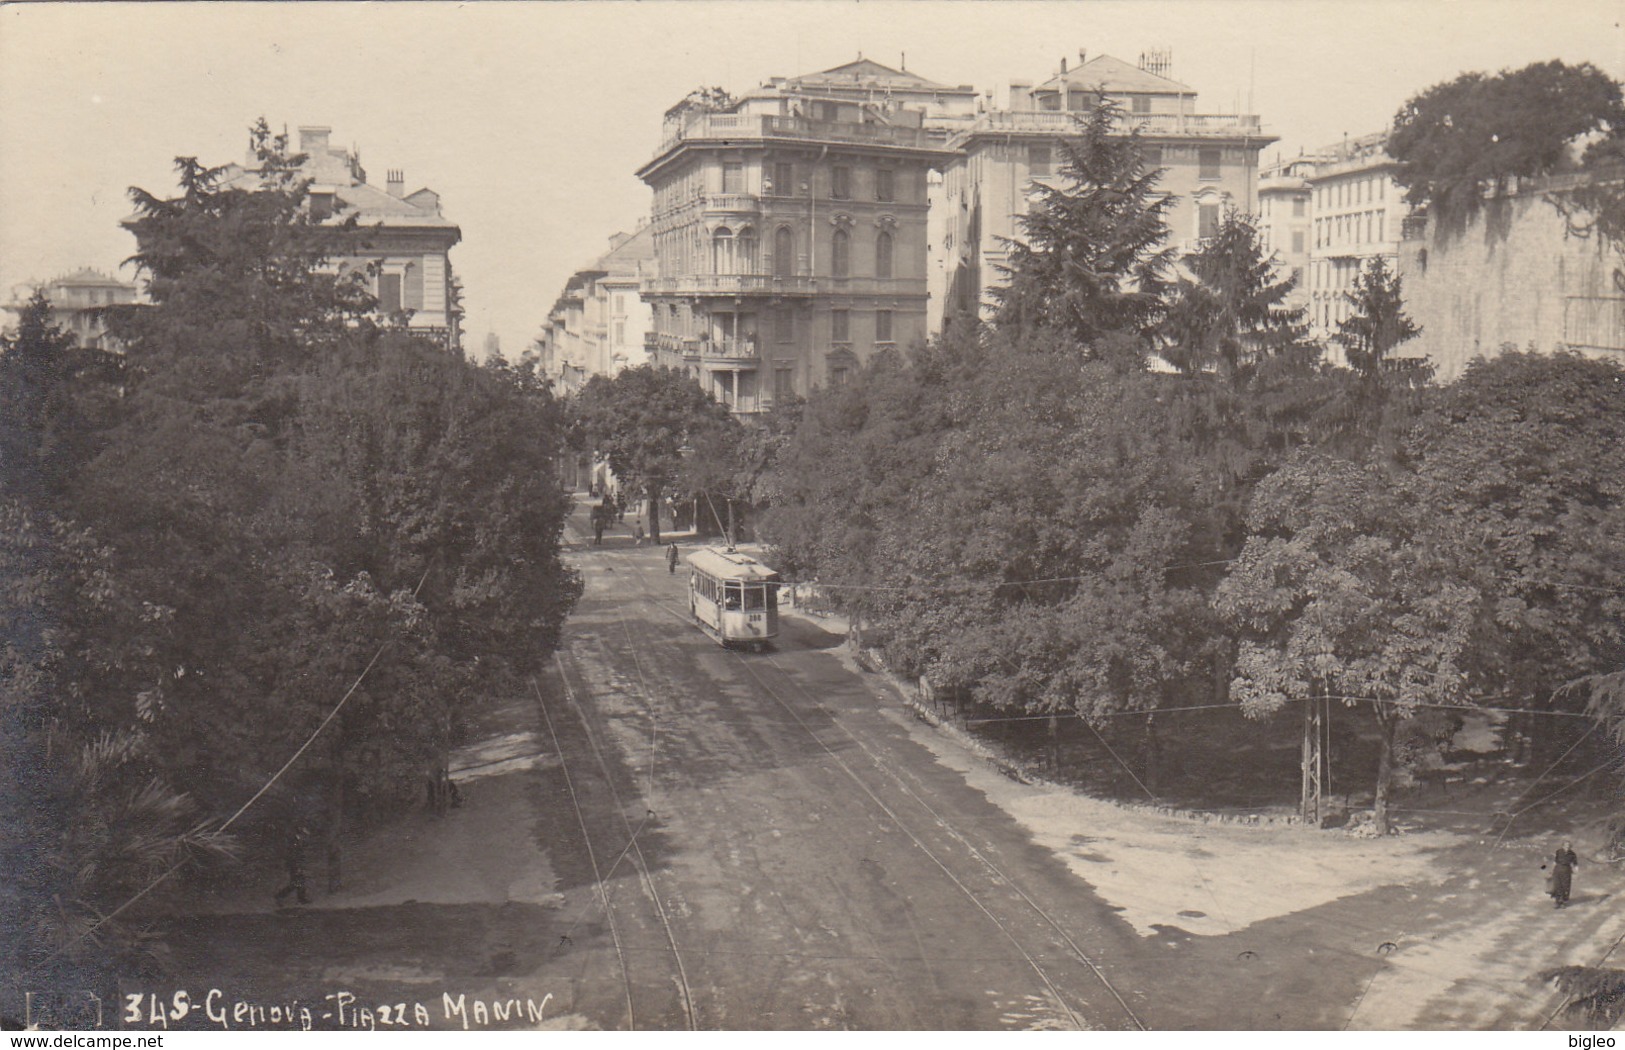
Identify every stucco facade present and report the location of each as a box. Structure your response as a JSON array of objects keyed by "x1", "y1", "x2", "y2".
[
  {"x1": 1304, "y1": 132, "x2": 1408, "y2": 353},
  {"x1": 637, "y1": 61, "x2": 959, "y2": 413},
  {"x1": 1257, "y1": 157, "x2": 1315, "y2": 314},
  {"x1": 3, "y1": 268, "x2": 137, "y2": 350},
  {"x1": 538, "y1": 224, "x2": 655, "y2": 392},
  {"x1": 933, "y1": 52, "x2": 1275, "y2": 333}
]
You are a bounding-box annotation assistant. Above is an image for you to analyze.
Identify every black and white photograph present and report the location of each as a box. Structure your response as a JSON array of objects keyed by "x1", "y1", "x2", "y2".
[{"x1": 2, "y1": 0, "x2": 1624, "y2": 1035}]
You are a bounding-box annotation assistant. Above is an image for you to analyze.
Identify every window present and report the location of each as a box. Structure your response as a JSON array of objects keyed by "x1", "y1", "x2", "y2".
[
  {"x1": 775, "y1": 308, "x2": 794, "y2": 344},
  {"x1": 378, "y1": 273, "x2": 402, "y2": 314},
  {"x1": 1293, "y1": 197, "x2": 1306, "y2": 218},
  {"x1": 832, "y1": 166, "x2": 851, "y2": 200},
  {"x1": 832, "y1": 229, "x2": 850, "y2": 277},
  {"x1": 1029, "y1": 143, "x2": 1052, "y2": 177},
  {"x1": 773, "y1": 227, "x2": 794, "y2": 277},
  {"x1": 875, "y1": 309, "x2": 893, "y2": 343},
  {"x1": 875, "y1": 232, "x2": 893, "y2": 279},
  {"x1": 712, "y1": 228, "x2": 733, "y2": 274},
  {"x1": 1292, "y1": 230, "x2": 1306, "y2": 254},
  {"x1": 615, "y1": 321, "x2": 625, "y2": 344},
  {"x1": 830, "y1": 365, "x2": 849, "y2": 387},
  {"x1": 404, "y1": 264, "x2": 424, "y2": 310},
  {"x1": 1040, "y1": 92, "x2": 1061, "y2": 112},
  {"x1": 1198, "y1": 203, "x2": 1220, "y2": 240},
  {"x1": 1199, "y1": 148, "x2": 1221, "y2": 180},
  {"x1": 773, "y1": 162, "x2": 793, "y2": 197},
  {"x1": 614, "y1": 294, "x2": 626, "y2": 314},
  {"x1": 1131, "y1": 95, "x2": 1151, "y2": 114},
  {"x1": 816, "y1": 100, "x2": 840, "y2": 122},
  {"x1": 722, "y1": 162, "x2": 743, "y2": 194},
  {"x1": 832, "y1": 309, "x2": 850, "y2": 342},
  {"x1": 774, "y1": 366, "x2": 795, "y2": 401},
  {"x1": 309, "y1": 191, "x2": 335, "y2": 221},
  {"x1": 876, "y1": 168, "x2": 895, "y2": 202},
  {"x1": 1068, "y1": 89, "x2": 1088, "y2": 111},
  {"x1": 737, "y1": 228, "x2": 758, "y2": 272},
  {"x1": 1143, "y1": 146, "x2": 1163, "y2": 169}
]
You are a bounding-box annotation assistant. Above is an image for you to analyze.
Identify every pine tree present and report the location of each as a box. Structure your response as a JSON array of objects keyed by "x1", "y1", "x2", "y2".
[
  {"x1": 1158, "y1": 211, "x2": 1311, "y2": 378},
  {"x1": 991, "y1": 101, "x2": 1175, "y2": 350},
  {"x1": 1332, "y1": 255, "x2": 1422, "y2": 378}
]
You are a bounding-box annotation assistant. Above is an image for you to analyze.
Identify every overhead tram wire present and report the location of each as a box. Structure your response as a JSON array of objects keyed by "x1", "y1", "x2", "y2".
[
  {"x1": 531, "y1": 674, "x2": 638, "y2": 1031},
  {"x1": 556, "y1": 616, "x2": 698, "y2": 1031}
]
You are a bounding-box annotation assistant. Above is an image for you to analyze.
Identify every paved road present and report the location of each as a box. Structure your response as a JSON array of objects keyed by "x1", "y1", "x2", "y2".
[{"x1": 537, "y1": 515, "x2": 1153, "y2": 1030}]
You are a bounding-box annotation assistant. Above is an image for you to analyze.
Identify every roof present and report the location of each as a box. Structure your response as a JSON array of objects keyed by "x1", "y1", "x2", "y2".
[
  {"x1": 779, "y1": 57, "x2": 975, "y2": 95},
  {"x1": 594, "y1": 224, "x2": 654, "y2": 274},
  {"x1": 49, "y1": 268, "x2": 134, "y2": 288},
  {"x1": 1034, "y1": 54, "x2": 1194, "y2": 96},
  {"x1": 686, "y1": 547, "x2": 781, "y2": 582}
]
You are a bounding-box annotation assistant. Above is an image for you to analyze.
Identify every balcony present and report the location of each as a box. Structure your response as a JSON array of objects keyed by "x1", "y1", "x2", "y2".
[
  {"x1": 643, "y1": 274, "x2": 818, "y2": 296},
  {"x1": 649, "y1": 113, "x2": 949, "y2": 167},
  {"x1": 702, "y1": 193, "x2": 761, "y2": 216},
  {"x1": 952, "y1": 109, "x2": 1267, "y2": 147}
]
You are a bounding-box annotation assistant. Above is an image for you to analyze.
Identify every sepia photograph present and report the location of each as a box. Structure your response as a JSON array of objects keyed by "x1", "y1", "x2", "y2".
[{"x1": 2, "y1": 0, "x2": 1623, "y2": 1035}]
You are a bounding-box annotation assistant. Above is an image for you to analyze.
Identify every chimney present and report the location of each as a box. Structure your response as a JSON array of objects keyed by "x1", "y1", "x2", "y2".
[
  {"x1": 298, "y1": 125, "x2": 331, "y2": 154},
  {"x1": 1078, "y1": 49, "x2": 1087, "y2": 67},
  {"x1": 1009, "y1": 80, "x2": 1032, "y2": 110},
  {"x1": 1060, "y1": 56, "x2": 1067, "y2": 74},
  {"x1": 387, "y1": 169, "x2": 404, "y2": 197}
]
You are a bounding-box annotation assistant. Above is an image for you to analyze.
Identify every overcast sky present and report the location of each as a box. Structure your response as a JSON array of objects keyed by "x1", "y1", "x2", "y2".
[{"x1": 2, "y1": 1, "x2": 1621, "y2": 356}]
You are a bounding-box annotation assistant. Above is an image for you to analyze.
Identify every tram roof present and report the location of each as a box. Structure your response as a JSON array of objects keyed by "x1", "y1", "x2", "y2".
[{"x1": 686, "y1": 547, "x2": 781, "y2": 582}]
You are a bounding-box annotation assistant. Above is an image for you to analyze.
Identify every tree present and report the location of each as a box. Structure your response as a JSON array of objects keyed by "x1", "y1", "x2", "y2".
[
  {"x1": 15, "y1": 118, "x2": 581, "y2": 965},
  {"x1": 991, "y1": 101, "x2": 1175, "y2": 349},
  {"x1": 1390, "y1": 61, "x2": 1625, "y2": 226},
  {"x1": 1158, "y1": 211, "x2": 1311, "y2": 379},
  {"x1": 1332, "y1": 255, "x2": 1422, "y2": 379},
  {"x1": 571, "y1": 365, "x2": 738, "y2": 544},
  {"x1": 1405, "y1": 353, "x2": 1625, "y2": 764},
  {"x1": 1216, "y1": 452, "x2": 1481, "y2": 833}
]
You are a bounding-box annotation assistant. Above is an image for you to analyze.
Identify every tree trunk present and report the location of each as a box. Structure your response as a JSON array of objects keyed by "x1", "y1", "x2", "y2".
[
  {"x1": 647, "y1": 481, "x2": 662, "y2": 546},
  {"x1": 1373, "y1": 705, "x2": 1397, "y2": 835}
]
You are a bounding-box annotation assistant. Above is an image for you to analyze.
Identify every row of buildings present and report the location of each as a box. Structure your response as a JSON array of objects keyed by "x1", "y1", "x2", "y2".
[{"x1": 540, "y1": 51, "x2": 1277, "y2": 412}]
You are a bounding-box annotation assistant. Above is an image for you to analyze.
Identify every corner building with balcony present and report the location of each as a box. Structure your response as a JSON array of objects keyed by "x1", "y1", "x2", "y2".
[
  {"x1": 637, "y1": 61, "x2": 964, "y2": 412},
  {"x1": 932, "y1": 52, "x2": 1274, "y2": 333}
]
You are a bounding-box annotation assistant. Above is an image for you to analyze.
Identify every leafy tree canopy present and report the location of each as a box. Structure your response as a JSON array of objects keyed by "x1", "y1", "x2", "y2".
[{"x1": 1390, "y1": 61, "x2": 1625, "y2": 222}]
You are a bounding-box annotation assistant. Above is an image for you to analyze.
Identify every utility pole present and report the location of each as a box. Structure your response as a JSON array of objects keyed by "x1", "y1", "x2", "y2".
[
  {"x1": 1302, "y1": 691, "x2": 1324, "y2": 824},
  {"x1": 726, "y1": 498, "x2": 736, "y2": 551}
]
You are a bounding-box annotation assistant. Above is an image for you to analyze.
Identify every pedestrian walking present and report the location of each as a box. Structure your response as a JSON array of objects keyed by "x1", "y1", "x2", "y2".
[
  {"x1": 1548, "y1": 841, "x2": 1579, "y2": 908},
  {"x1": 274, "y1": 826, "x2": 311, "y2": 907},
  {"x1": 592, "y1": 503, "x2": 607, "y2": 546},
  {"x1": 634, "y1": 521, "x2": 645, "y2": 545},
  {"x1": 667, "y1": 542, "x2": 680, "y2": 574}
]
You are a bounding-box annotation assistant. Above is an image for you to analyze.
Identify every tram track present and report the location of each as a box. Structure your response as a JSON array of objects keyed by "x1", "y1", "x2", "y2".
[
  {"x1": 557, "y1": 625, "x2": 700, "y2": 1029},
  {"x1": 609, "y1": 544, "x2": 1142, "y2": 1029}
]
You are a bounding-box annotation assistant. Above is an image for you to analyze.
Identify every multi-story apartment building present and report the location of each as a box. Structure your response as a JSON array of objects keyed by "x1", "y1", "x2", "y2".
[
  {"x1": 1305, "y1": 131, "x2": 1408, "y2": 346},
  {"x1": 932, "y1": 52, "x2": 1275, "y2": 332},
  {"x1": 1257, "y1": 155, "x2": 1317, "y2": 314},
  {"x1": 637, "y1": 61, "x2": 958, "y2": 412},
  {"x1": 218, "y1": 126, "x2": 463, "y2": 349},
  {"x1": 537, "y1": 223, "x2": 655, "y2": 391},
  {"x1": 3, "y1": 268, "x2": 137, "y2": 349}
]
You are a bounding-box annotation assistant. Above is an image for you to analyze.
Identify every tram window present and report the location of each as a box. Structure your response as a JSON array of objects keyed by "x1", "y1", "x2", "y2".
[
  {"x1": 766, "y1": 584, "x2": 778, "y2": 611},
  {"x1": 744, "y1": 585, "x2": 765, "y2": 611},
  {"x1": 724, "y1": 583, "x2": 742, "y2": 610}
]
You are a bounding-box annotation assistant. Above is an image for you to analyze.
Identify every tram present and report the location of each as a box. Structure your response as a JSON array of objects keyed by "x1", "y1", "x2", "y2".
[{"x1": 687, "y1": 547, "x2": 782, "y2": 650}]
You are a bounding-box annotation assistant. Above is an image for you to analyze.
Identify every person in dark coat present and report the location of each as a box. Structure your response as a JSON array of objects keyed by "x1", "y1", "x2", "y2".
[
  {"x1": 274, "y1": 826, "x2": 311, "y2": 906},
  {"x1": 1550, "y1": 841, "x2": 1579, "y2": 908},
  {"x1": 592, "y1": 503, "x2": 607, "y2": 546},
  {"x1": 667, "y1": 542, "x2": 680, "y2": 575}
]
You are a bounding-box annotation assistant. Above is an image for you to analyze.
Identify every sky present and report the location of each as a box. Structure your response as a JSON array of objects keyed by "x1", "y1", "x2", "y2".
[{"x1": 2, "y1": 0, "x2": 1622, "y2": 357}]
